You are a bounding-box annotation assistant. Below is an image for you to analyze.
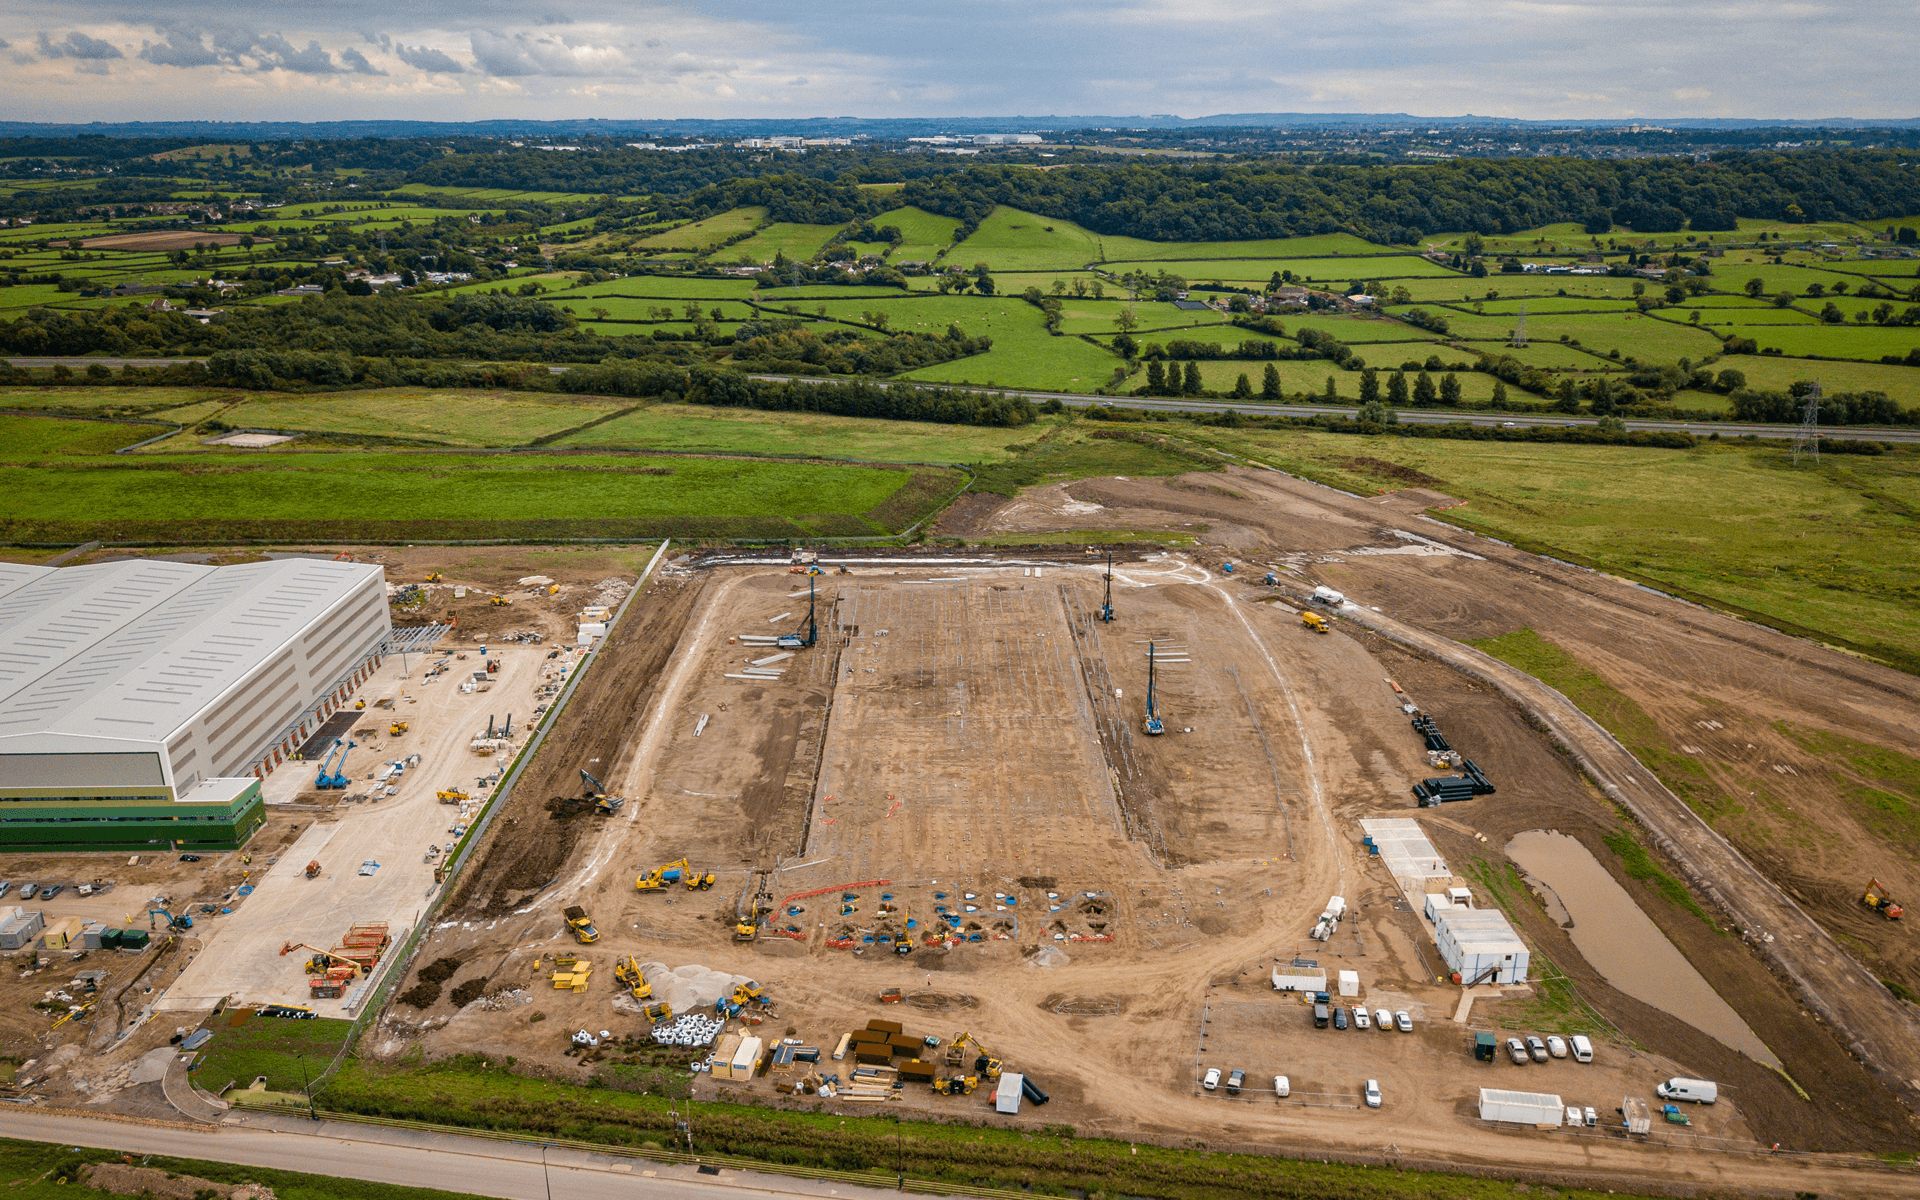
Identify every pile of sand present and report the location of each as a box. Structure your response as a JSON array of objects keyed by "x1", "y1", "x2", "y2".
[{"x1": 635, "y1": 962, "x2": 759, "y2": 1013}]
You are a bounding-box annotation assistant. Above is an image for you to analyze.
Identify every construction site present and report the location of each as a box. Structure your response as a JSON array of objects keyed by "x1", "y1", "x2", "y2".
[{"x1": 5, "y1": 474, "x2": 1920, "y2": 1198}]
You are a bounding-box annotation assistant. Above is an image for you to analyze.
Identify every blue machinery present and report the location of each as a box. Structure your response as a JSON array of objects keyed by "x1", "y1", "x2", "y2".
[
  {"x1": 1143, "y1": 641, "x2": 1165, "y2": 736},
  {"x1": 776, "y1": 576, "x2": 819, "y2": 649},
  {"x1": 313, "y1": 738, "x2": 356, "y2": 790}
]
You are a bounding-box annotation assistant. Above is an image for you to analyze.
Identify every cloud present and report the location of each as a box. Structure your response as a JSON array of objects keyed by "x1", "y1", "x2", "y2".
[
  {"x1": 36, "y1": 30, "x2": 123, "y2": 60},
  {"x1": 395, "y1": 43, "x2": 466, "y2": 73},
  {"x1": 469, "y1": 29, "x2": 627, "y2": 77},
  {"x1": 339, "y1": 46, "x2": 385, "y2": 75},
  {"x1": 139, "y1": 28, "x2": 220, "y2": 68}
]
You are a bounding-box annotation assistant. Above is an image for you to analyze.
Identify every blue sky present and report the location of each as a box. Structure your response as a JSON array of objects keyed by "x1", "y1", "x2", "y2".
[{"x1": 4, "y1": 1, "x2": 1913, "y2": 123}]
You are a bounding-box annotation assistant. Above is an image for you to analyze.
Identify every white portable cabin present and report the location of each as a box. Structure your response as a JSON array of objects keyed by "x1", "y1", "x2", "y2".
[
  {"x1": 1337, "y1": 970, "x2": 1360, "y2": 997},
  {"x1": 1422, "y1": 887, "x2": 1474, "y2": 921},
  {"x1": 995, "y1": 1072, "x2": 1025, "y2": 1114},
  {"x1": 1433, "y1": 908, "x2": 1529, "y2": 984},
  {"x1": 1479, "y1": 1088, "x2": 1564, "y2": 1126},
  {"x1": 1270, "y1": 967, "x2": 1327, "y2": 993}
]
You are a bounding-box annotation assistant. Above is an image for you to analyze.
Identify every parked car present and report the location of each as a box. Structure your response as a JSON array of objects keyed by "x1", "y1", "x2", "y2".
[
  {"x1": 1547, "y1": 1035, "x2": 1568, "y2": 1059},
  {"x1": 0, "y1": 881, "x2": 10, "y2": 899},
  {"x1": 1364, "y1": 1079, "x2": 1382, "y2": 1108},
  {"x1": 1569, "y1": 1035, "x2": 1594, "y2": 1063},
  {"x1": 39, "y1": 884, "x2": 63, "y2": 900},
  {"x1": 1374, "y1": 1007, "x2": 1392, "y2": 1030},
  {"x1": 1203, "y1": 1067, "x2": 1221, "y2": 1091},
  {"x1": 1226, "y1": 1069, "x2": 1245, "y2": 1096},
  {"x1": 1583, "y1": 1105, "x2": 1598, "y2": 1127},
  {"x1": 1332, "y1": 1007, "x2": 1349, "y2": 1030},
  {"x1": 1352, "y1": 1006, "x2": 1370, "y2": 1030},
  {"x1": 1526, "y1": 1036, "x2": 1549, "y2": 1062},
  {"x1": 178, "y1": 854, "x2": 201, "y2": 863},
  {"x1": 1273, "y1": 1075, "x2": 1290, "y2": 1098},
  {"x1": 1506, "y1": 1038, "x2": 1529, "y2": 1065},
  {"x1": 1394, "y1": 1010, "x2": 1413, "y2": 1033},
  {"x1": 17, "y1": 884, "x2": 37, "y2": 900}
]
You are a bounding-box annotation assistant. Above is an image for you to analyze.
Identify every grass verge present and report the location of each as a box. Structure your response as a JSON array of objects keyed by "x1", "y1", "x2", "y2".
[
  {"x1": 189, "y1": 1009, "x2": 353, "y2": 1095},
  {"x1": 0, "y1": 1136, "x2": 492, "y2": 1200}
]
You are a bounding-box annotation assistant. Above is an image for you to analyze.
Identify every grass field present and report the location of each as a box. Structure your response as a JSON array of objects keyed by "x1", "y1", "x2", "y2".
[
  {"x1": 1712, "y1": 355, "x2": 1920, "y2": 401},
  {"x1": 192, "y1": 1010, "x2": 353, "y2": 1094},
  {"x1": 1200, "y1": 427, "x2": 1920, "y2": 668},
  {"x1": 557, "y1": 404, "x2": 1061, "y2": 463},
  {"x1": 1729, "y1": 323, "x2": 1920, "y2": 361},
  {"x1": 1108, "y1": 255, "x2": 1460, "y2": 283},
  {"x1": 869, "y1": 205, "x2": 964, "y2": 262},
  {"x1": 725, "y1": 222, "x2": 840, "y2": 263},
  {"x1": 185, "y1": 389, "x2": 635, "y2": 446},
  {"x1": 634, "y1": 207, "x2": 767, "y2": 251},
  {"x1": 0, "y1": 413, "x2": 925, "y2": 542},
  {"x1": 1096, "y1": 231, "x2": 1384, "y2": 261},
  {"x1": 949, "y1": 206, "x2": 1103, "y2": 271},
  {"x1": 561, "y1": 275, "x2": 757, "y2": 300}
]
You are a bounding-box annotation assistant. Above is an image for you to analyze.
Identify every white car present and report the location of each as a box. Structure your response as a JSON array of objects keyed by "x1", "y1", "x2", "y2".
[
  {"x1": 1364, "y1": 1079, "x2": 1382, "y2": 1108},
  {"x1": 1374, "y1": 1007, "x2": 1392, "y2": 1030},
  {"x1": 1352, "y1": 1007, "x2": 1370, "y2": 1030},
  {"x1": 1203, "y1": 1067, "x2": 1221, "y2": 1091},
  {"x1": 1394, "y1": 1010, "x2": 1413, "y2": 1033},
  {"x1": 1547, "y1": 1035, "x2": 1568, "y2": 1059},
  {"x1": 1273, "y1": 1075, "x2": 1290, "y2": 1098}
]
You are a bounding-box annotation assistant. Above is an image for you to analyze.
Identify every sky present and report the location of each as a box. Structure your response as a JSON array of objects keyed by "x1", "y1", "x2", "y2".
[{"x1": 3, "y1": 1, "x2": 1915, "y2": 124}]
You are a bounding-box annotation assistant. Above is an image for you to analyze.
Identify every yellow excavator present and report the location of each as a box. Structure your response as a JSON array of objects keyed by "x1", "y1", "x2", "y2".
[
  {"x1": 612, "y1": 956, "x2": 652, "y2": 1000},
  {"x1": 425, "y1": 573, "x2": 443, "y2": 582},
  {"x1": 636, "y1": 858, "x2": 714, "y2": 892},
  {"x1": 945, "y1": 1031, "x2": 1002, "y2": 1078},
  {"x1": 734, "y1": 871, "x2": 775, "y2": 942}
]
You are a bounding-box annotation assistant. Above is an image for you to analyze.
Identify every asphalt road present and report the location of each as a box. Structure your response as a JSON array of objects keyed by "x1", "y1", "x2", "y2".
[
  {"x1": 1, "y1": 1109, "x2": 914, "y2": 1200},
  {"x1": 8, "y1": 357, "x2": 1909, "y2": 444},
  {"x1": 745, "y1": 374, "x2": 1920, "y2": 444}
]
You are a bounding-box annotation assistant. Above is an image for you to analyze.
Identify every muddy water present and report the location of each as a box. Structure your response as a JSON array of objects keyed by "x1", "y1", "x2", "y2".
[{"x1": 1506, "y1": 829, "x2": 1780, "y2": 1067}]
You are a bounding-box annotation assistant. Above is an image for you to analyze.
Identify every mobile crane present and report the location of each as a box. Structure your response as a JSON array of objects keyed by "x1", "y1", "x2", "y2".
[{"x1": 1143, "y1": 641, "x2": 1165, "y2": 736}]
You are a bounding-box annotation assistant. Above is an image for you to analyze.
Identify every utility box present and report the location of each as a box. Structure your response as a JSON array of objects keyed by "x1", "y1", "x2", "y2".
[
  {"x1": 0, "y1": 908, "x2": 43, "y2": 950},
  {"x1": 995, "y1": 1072, "x2": 1025, "y2": 1114},
  {"x1": 1337, "y1": 970, "x2": 1360, "y2": 997},
  {"x1": 1474, "y1": 1032, "x2": 1497, "y2": 1062},
  {"x1": 713, "y1": 1033, "x2": 742, "y2": 1076},
  {"x1": 41, "y1": 916, "x2": 82, "y2": 951},
  {"x1": 728, "y1": 1036, "x2": 763, "y2": 1081},
  {"x1": 1623, "y1": 1096, "x2": 1652, "y2": 1135}
]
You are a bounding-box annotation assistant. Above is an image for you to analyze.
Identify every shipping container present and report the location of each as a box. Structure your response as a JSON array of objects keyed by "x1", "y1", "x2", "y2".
[
  {"x1": 1478, "y1": 1087, "x2": 1565, "y2": 1126},
  {"x1": 866, "y1": 1019, "x2": 904, "y2": 1035}
]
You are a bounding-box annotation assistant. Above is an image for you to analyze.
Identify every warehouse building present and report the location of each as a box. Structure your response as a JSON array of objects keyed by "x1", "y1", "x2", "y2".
[{"x1": 0, "y1": 557, "x2": 390, "y2": 852}]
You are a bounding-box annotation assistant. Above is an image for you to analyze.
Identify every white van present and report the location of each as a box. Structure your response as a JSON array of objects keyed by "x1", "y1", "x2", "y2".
[
  {"x1": 1655, "y1": 1077, "x2": 1718, "y2": 1104},
  {"x1": 1273, "y1": 1075, "x2": 1290, "y2": 1098},
  {"x1": 1569, "y1": 1035, "x2": 1594, "y2": 1064}
]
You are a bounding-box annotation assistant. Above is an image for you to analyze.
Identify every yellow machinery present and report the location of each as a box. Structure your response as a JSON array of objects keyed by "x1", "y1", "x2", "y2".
[
  {"x1": 1864, "y1": 877, "x2": 1905, "y2": 919},
  {"x1": 491, "y1": 595, "x2": 511, "y2": 607},
  {"x1": 734, "y1": 871, "x2": 775, "y2": 942},
  {"x1": 437, "y1": 787, "x2": 470, "y2": 803},
  {"x1": 642, "y1": 1001, "x2": 672, "y2": 1024},
  {"x1": 933, "y1": 1075, "x2": 978, "y2": 1096},
  {"x1": 549, "y1": 954, "x2": 592, "y2": 992},
  {"x1": 613, "y1": 956, "x2": 652, "y2": 1000},
  {"x1": 637, "y1": 858, "x2": 714, "y2": 892},
  {"x1": 426, "y1": 573, "x2": 443, "y2": 582},
  {"x1": 946, "y1": 1032, "x2": 1002, "y2": 1078},
  {"x1": 48, "y1": 1001, "x2": 95, "y2": 1032},
  {"x1": 730, "y1": 982, "x2": 765, "y2": 1007},
  {"x1": 354, "y1": 699, "x2": 366, "y2": 709},
  {"x1": 1301, "y1": 611, "x2": 1330, "y2": 634},
  {"x1": 389, "y1": 721, "x2": 408, "y2": 736},
  {"x1": 563, "y1": 904, "x2": 600, "y2": 944},
  {"x1": 547, "y1": 584, "x2": 560, "y2": 595}
]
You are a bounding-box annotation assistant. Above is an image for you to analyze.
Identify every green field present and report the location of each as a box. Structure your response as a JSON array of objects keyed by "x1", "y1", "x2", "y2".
[
  {"x1": 633, "y1": 208, "x2": 766, "y2": 251},
  {"x1": 186, "y1": 389, "x2": 635, "y2": 446},
  {"x1": 191, "y1": 1010, "x2": 353, "y2": 1094},
  {"x1": 725, "y1": 221, "x2": 840, "y2": 263},
  {"x1": 869, "y1": 205, "x2": 964, "y2": 262},
  {"x1": 1200, "y1": 427, "x2": 1920, "y2": 669},
  {"x1": 1096, "y1": 231, "x2": 1384, "y2": 261},
  {"x1": 1731, "y1": 323, "x2": 1920, "y2": 361},
  {"x1": 557, "y1": 404, "x2": 1060, "y2": 462},
  {"x1": 1107, "y1": 255, "x2": 1460, "y2": 283},
  {"x1": 562, "y1": 275, "x2": 757, "y2": 300},
  {"x1": 0, "y1": 413, "x2": 931, "y2": 542},
  {"x1": 949, "y1": 206, "x2": 1104, "y2": 271}
]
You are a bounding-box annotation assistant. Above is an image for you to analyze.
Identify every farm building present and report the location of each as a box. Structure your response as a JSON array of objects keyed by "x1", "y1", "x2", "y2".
[{"x1": 0, "y1": 558, "x2": 389, "y2": 851}]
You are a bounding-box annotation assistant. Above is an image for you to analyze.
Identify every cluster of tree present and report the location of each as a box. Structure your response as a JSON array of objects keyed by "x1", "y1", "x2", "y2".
[
  {"x1": 727, "y1": 321, "x2": 990, "y2": 378},
  {"x1": 893, "y1": 152, "x2": 1920, "y2": 245},
  {"x1": 1136, "y1": 338, "x2": 1294, "y2": 361},
  {"x1": 676, "y1": 370, "x2": 1034, "y2": 426},
  {"x1": 756, "y1": 251, "x2": 909, "y2": 290},
  {"x1": 1728, "y1": 387, "x2": 1915, "y2": 425}
]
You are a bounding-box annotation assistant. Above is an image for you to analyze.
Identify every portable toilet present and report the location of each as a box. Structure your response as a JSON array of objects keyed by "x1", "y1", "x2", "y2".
[{"x1": 995, "y1": 1072, "x2": 1025, "y2": 1114}]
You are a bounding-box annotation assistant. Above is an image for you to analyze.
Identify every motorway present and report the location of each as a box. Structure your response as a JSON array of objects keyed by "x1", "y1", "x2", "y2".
[
  {"x1": 0, "y1": 1109, "x2": 921, "y2": 1200},
  {"x1": 7, "y1": 357, "x2": 1912, "y2": 444}
]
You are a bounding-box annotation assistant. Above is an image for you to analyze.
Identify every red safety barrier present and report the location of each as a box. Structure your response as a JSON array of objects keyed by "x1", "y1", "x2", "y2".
[{"x1": 782, "y1": 878, "x2": 891, "y2": 904}]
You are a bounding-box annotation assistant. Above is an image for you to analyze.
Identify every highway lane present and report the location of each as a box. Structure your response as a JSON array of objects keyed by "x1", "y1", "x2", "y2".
[
  {"x1": 745, "y1": 374, "x2": 1920, "y2": 443},
  {"x1": 8, "y1": 357, "x2": 1910, "y2": 443},
  {"x1": 0, "y1": 1109, "x2": 916, "y2": 1200}
]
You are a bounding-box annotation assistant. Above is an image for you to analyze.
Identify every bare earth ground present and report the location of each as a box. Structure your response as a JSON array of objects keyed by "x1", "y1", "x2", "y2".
[{"x1": 13, "y1": 498, "x2": 1920, "y2": 1196}]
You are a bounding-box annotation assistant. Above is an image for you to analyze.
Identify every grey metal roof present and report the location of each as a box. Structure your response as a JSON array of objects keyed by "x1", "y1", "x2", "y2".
[{"x1": 0, "y1": 558, "x2": 386, "y2": 749}]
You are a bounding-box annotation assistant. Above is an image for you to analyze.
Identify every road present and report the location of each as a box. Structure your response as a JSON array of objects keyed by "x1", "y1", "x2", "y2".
[
  {"x1": 744, "y1": 374, "x2": 1920, "y2": 444},
  {"x1": 0, "y1": 1109, "x2": 922, "y2": 1200},
  {"x1": 6, "y1": 357, "x2": 1908, "y2": 444}
]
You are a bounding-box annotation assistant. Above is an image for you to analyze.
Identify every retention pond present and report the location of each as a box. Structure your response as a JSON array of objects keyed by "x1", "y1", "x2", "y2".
[{"x1": 1506, "y1": 829, "x2": 1779, "y2": 1067}]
